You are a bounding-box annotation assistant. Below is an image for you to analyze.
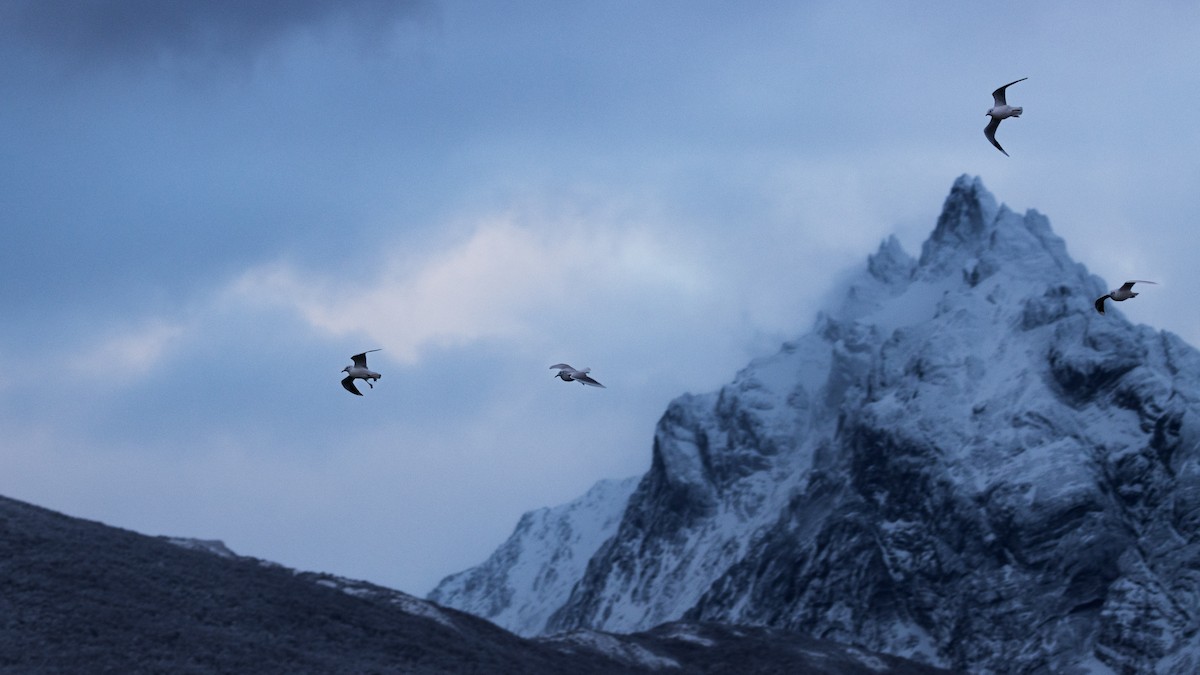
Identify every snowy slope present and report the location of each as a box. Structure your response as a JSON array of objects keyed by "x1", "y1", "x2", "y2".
[
  {"x1": 429, "y1": 476, "x2": 639, "y2": 636},
  {"x1": 435, "y1": 176, "x2": 1200, "y2": 674}
]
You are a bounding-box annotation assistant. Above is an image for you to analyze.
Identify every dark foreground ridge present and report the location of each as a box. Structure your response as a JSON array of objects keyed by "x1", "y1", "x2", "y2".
[{"x1": 0, "y1": 494, "x2": 948, "y2": 674}]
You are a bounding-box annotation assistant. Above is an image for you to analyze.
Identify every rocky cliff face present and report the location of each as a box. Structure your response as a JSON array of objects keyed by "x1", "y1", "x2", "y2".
[{"x1": 434, "y1": 176, "x2": 1200, "y2": 674}]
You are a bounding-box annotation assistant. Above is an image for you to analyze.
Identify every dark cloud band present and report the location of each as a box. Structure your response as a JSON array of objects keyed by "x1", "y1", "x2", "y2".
[{"x1": 0, "y1": 0, "x2": 431, "y2": 67}]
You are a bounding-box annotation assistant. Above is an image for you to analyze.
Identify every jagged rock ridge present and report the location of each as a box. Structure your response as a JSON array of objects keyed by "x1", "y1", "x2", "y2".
[{"x1": 432, "y1": 176, "x2": 1200, "y2": 674}]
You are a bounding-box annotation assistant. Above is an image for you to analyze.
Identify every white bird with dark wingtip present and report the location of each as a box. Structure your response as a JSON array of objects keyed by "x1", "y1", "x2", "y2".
[
  {"x1": 341, "y1": 349, "x2": 382, "y2": 395},
  {"x1": 985, "y1": 77, "x2": 1027, "y2": 156},
  {"x1": 550, "y1": 364, "x2": 605, "y2": 388},
  {"x1": 1095, "y1": 280, "x2": 1157, "y2": 315}
]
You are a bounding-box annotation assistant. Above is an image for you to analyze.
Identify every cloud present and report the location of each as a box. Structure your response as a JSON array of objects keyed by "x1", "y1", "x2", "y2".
[
  {"x1": 228, "y1": 210, "x2": 710, "y2": 364},
  {"x1": 67, "y1": 320, "x2": 186, "y2": 383},
  {"x1": 0, "y1": 0, "x2": 433, "y2": 70}
]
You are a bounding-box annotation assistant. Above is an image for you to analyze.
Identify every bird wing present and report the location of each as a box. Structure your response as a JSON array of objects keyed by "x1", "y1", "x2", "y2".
[
  {"x1": 1094, "y1": 295, "x2": 1109, "y2": 314},
  {"x1": 351, "y1": 348, "x2": 382, "y2": 368},
  {"x1": 341, "y1": 375, "x2": 363, "y2": 395},
  {"x1": 991, "y1": 77, "x2": 1027, "y2": 106},
  {"x1": 984, "y1": 117, "x2": 1008, "y2": 156},
  {"x1": 576, "y1": 374, "x2": 606, "y2": 388},
  {"x1": 549, "y1": 363, "x2": 573, "y2": 371},
  {"x1": 1125, "y1": 280, "x2": 1158, "y2": 288}
]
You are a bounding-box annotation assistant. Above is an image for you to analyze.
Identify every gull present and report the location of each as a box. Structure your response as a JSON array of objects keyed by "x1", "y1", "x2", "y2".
[
  {"x1": 550, "y1": 364, "x2": 605, "y2": 388},
  {"x1": 1095, "y1": 281, "x2": 1157, "y2": 315},
  {"x1": 341, "y1": 349, "x2": 382, "y2": 395},
  {"x1": 985, "y1": 77, "x2": 1027, "y2": 156}
]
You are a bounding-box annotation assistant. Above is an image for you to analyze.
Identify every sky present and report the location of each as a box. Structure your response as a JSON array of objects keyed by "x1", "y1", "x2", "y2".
[{"x1": 2, "y1": 0, "x2": 1200, "y2": 596}]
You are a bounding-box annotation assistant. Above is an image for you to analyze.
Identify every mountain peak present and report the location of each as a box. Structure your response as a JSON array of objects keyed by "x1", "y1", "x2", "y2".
[
  {"x1": 866, "y1": 235, "x2": 916, "y2": 285},
  {"x1": 907, "y1": 175, "x2": 1086, "y2": 294},
  {"x1": 835, "y1": 176, "x2": 1091, "y2": 330},
  {"x1": 921, "y1": 174, "x2": 999, "y2": 255}
]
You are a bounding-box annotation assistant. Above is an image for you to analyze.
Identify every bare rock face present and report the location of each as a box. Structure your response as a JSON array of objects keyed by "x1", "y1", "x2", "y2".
[{"x1": 435, "y1": 176, "x2": 1200, "y2": 673}]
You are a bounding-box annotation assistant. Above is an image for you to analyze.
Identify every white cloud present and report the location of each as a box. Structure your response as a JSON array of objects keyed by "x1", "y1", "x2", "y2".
[
  {"x1": 67, "y1": 320, "x2": 186, "y2": 382},
  {"x1": 228, "y1": 210, "x2": 712, "y2": 364}
]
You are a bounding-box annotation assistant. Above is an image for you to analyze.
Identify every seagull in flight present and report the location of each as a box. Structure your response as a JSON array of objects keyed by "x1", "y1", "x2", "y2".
[
  {"x1": 1095, "y1": 281, "x2": 1157, "y2": 315},
  {"x1": 550, "y1": 364, "x2": 605, "y2": 388},
  {"x1": 985, "y1": 77, "x2": 1027, "y2": 156},
  {"x1": 341, "y1": 349, "x2": 382, "y2": 395}
]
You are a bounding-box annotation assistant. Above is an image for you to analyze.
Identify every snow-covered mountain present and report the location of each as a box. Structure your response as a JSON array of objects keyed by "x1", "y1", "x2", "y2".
[
  {"x1": 429, "y1": 476, "x2": 639, "y2": 636},
  {"x1": 431, "y1": 176, "x2": 1200, "y2": 673}
]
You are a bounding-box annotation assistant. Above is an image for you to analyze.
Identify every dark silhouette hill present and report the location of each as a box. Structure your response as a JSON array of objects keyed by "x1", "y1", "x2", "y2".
[{"x1": 0, "y1": 494, "x2": 947, "y2": 674}]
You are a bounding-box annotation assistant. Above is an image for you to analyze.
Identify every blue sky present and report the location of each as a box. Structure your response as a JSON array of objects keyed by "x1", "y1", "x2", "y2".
[{"x1": 2, "y1": 1, "x2": 1199, "y2": 595}]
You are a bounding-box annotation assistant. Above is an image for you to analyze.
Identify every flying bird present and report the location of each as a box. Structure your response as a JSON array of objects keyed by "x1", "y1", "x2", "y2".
[
  {"x1": 1095, "y1": 280, "x2": 1157, "y2": 315},
  {"x1": 341, "y1": 349, "x2": 382, "y2": 395},
  {"x1": 984, "y1": 77, "x2": 1027, "y2": 156},
  {"x1": 550, "y1": 364, "x2": 605, "y2": 388}
]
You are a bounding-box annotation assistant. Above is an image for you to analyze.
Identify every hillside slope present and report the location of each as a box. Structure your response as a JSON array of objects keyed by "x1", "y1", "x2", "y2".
[{"x1": 0, "y1": 493, "x2": 945, "y2": 674}]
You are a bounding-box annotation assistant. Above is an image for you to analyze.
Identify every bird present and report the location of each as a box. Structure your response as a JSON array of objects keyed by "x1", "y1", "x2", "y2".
[
  {"x1": 1095, "y1": 280, "x2": 1157, "y2": 315},
  {"x1": 341, "y1": 349, "x2": 382, "y2": 395},
  {"x1": 550, "y1": 363, "x2": 605, "y2": 388},
  {"x1": 984, "y1": 77, "x2": 1027, "y2": 156}
]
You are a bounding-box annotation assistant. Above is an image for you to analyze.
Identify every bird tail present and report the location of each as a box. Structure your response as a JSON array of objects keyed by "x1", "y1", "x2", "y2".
[{"x1": 1009, "y1": 107, "x2": 1022, "y2": 117}]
